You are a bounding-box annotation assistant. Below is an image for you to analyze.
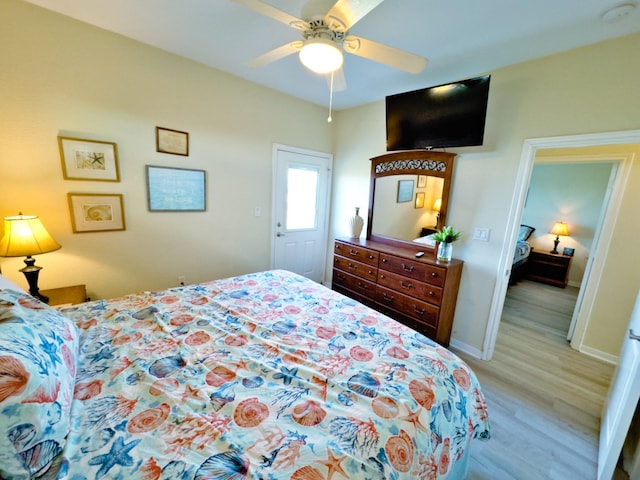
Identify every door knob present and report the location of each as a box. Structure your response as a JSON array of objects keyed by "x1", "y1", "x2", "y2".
[{"x1": 629, "y1": 329, "x2": 640, "y2": 341}]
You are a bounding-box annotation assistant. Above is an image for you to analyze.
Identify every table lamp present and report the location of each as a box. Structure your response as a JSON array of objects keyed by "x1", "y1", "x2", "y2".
[
  {"x1": 550, "y1": 221, "x2": 569, "y2": 255},
  {"x1": 432, "y1": 198, "x2": 442, "y2": 228},
  {"x1": 0, "y1": 213, "x2": 61, "y2": 303}
]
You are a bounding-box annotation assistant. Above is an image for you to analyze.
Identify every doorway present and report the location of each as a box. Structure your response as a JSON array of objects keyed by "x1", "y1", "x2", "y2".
[
  {"x1": 483, "y1": 130, "x2": 639, "y2": 361},
  {"x1": 271, "y1": 144, "x2": 332, "y2": 283},
  {"x1": 516, "y1": 159, "x2": 616, "y2": 340}
]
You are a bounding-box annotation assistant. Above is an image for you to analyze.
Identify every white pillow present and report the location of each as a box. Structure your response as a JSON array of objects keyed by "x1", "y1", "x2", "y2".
[{"x1": 0, "y1": 274, "x2": 26, "y2": 293}]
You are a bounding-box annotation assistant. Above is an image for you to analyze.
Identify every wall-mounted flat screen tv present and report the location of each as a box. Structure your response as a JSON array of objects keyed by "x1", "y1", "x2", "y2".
[{"x1": 386, "y1": 75, "x2": 491, "y2": 151}]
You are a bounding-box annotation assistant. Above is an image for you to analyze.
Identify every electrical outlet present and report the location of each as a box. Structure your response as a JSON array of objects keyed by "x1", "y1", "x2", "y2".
[{"x1": 178, "y1": 275, "x2": 186, "y2": 286}]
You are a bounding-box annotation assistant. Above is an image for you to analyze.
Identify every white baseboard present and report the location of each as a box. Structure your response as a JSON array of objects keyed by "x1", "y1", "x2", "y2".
[
  {"x1": 579, "y1": 344, "x2": 619, "y2": 365},
  {"x1": 449, "y1": 338, "x2": 483, "y2": 359}
]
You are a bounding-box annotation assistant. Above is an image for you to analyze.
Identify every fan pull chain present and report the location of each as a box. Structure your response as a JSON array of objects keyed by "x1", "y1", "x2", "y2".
[{"x1": 327, "y1": 71, "x2": 334, "y2": 123}]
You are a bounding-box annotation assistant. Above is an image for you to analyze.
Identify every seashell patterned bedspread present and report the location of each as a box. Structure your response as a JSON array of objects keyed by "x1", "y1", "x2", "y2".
[{"x1": 60, "y1": 269, "x2": 490, "y2": 479}]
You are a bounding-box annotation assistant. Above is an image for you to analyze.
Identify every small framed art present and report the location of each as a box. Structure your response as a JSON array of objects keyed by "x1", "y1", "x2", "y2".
[
  {"x1": 563, "y1": 247, "x2": 575, "y2": 257},
  {"x1": 58, "y1": 136, "x2": 120, "y2": 181},
  {"x1": 415, "y1": 191, "x2": 425, "y2": 209},
  {"x1": 417, "y1": 175, "x2": 427, "y2": 188},
  {"x1": 397, "y1": 179, "x2": 414, "y2": 203},
  {"x1": 146, "y1": 165, "x2": 206, "y2": 211},
  {"x1": 68, "y1": 193, "x2": 126, "y2": 233},
  {"x1": 156, "y1": 126, "x2": 189, "y2": 156}
]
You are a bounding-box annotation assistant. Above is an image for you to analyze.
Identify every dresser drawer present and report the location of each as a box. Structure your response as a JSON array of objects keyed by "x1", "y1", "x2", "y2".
[
  {"x1": 334, "y1": 241, "x2": 379, "y2": 267},
  {"x1": 377, "y1": 306, "x2": 438, "y2": 340},
  {"x1": 333, "y1": 256, "x2": 378, "y2": 282},
  {"x1": 377, "y1": 270, "x2": 443, "y2": 306},
  {"x1": 375, "y1": 285, "x2": 439, "y2": 327},
  {"x1": 332, "y1": 269, "x2": 377, "y2": 300},
  {"x1": 379, "y1": 253, "x2": 446, "y2": 287}
]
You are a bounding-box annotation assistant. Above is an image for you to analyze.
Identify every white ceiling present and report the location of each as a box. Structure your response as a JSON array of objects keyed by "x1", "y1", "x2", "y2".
[{"x1": 25, "y1": 0, "x2": 640, "y2": 110}]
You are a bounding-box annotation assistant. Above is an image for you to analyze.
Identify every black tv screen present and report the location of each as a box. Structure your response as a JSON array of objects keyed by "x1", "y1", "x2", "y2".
[{"x1": 386, "y1": 75, "x2": 491, "y2": 150}]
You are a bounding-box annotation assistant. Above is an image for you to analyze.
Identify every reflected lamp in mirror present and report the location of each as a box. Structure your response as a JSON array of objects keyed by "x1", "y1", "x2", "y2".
[
  {"x1": 550, "y1": 221, "x2": 569, "y2": 255},
  {"x1": 0, "y1": 213, "x2": 61, "y2": 303},
  {"x1": 432, "y1": 198, "x2": 442, "y2": 228}
]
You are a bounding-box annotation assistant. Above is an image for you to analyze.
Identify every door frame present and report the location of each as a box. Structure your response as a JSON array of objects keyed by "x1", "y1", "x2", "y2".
[
  {"x1": 483, "y1": 130, "x2": 640, "y2": 361},
  {"x1": 270, "y1": 143, "x2": 333, "y2": 283}
]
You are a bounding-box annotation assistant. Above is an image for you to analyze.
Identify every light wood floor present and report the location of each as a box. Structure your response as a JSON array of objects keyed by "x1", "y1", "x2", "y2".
[{"x1": 453, "y1": 280, "x2": 618, "y2": 479}]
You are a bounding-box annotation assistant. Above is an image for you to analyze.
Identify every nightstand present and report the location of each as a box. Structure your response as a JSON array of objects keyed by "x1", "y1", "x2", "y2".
[
  {"x1": 40, "y1": 284, "x2": 88, "y2": 306},
  {"x1": 526, "y1": 250, "x2": 572, "y2": 288}
]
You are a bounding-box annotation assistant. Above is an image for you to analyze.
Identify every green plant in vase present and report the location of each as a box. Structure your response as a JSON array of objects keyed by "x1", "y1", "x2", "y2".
[{"x1": 433, "y1": 225, "x2": 461, "y2": 262}]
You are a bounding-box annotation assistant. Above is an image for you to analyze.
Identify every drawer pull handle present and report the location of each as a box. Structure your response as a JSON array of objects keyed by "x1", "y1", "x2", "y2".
[
  {"x1": 401, "y1": 264, "x2": 415, "y2": 272},
  {"x1": 431, "y1": 272, "x2": 438, "y2": 278},
  {"x1": 368, "y1": 255, "x2": 374, "y2": 259},
  {"x1": 382, "y1": 293, "x2": 395, "y2": 302},
  {"x1": 400, "y1": 281, "x2": 412, "y2": 290},
  {"x1": 349, "y1": 249, "x2": 359, "y2": 256},
  {"x1": 336, "y1": 273, "x2": 346, "y2": 281},
  {"x1": 428, "y1": 291, "x2": 435, "y2": 297},
  {"x1": 367, "y1": 270, "x2": 374, "y2": 275},
  {"x1": 348, "y1": 263, "x2": 358, "y2": 270},
  {"x1": 381, "y1": 258, "x2": 387, "y2": 263},
  {"x1": 413, "y1": 305, "x2": 426, "y2": 315},
  {"x1": 357, "y1": 282, "x2": 369, "y2": 290}
]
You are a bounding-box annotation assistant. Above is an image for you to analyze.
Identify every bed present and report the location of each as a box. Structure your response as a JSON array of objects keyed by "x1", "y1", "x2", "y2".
[
  {"x1": 509, "y1": 224, "x2": 535, "y2": 285},
  {"x1": 0, "y1": 269, "x2": 490, "y2": 479}
]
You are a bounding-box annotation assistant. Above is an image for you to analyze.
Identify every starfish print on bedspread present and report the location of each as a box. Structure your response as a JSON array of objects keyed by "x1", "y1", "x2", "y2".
[
  {"x1": 88, "y1": 436, "x2": 140, "y2": 478},
  {"x1": 318, "y1": 447, "x2": 348, "y2": 480}
]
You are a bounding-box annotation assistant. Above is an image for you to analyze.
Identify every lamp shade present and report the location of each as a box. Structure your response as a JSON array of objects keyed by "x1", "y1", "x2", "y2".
[
  {"x1": 550, "y1": 221, "x2": 569, "y2": 237},
  {"x1": 299, "y1": 38, "x2": 344, "y2": 74},
  {"x1": 0, "y1": 214, "x2": 61, "y2": 257},
  {"x1": 432, "y1": 198, "x2": 442, "y2": 212}
]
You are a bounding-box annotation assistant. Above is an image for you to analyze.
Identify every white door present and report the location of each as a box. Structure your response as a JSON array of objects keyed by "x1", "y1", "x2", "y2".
[
  {"x1": 567, "y1": 162, "x2": 618, "y2": 341},
  {"x1": 598, "y1": 289, "x2": 640, "y2": 480},
  {"x1": 272, "y1": 144, "x2": 332, "y2": 283}
]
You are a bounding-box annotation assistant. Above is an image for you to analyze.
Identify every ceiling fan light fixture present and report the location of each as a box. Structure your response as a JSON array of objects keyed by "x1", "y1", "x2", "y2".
[{"x1": 299, "y1": 38, "x2": 343, "y2": 74}]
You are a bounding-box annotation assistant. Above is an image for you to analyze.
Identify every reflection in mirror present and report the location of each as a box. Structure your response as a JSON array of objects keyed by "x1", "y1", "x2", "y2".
[
  {"x1": 372, "y1": 175, "x2": 444, "y2": 241},
  {"x1": 366, "y1": 150, "x2": 456, "y2": 249}
]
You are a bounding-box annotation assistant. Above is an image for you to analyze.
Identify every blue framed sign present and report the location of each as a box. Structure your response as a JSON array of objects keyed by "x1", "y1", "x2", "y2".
[
  {"x1": 397, "y1": 179, "x2": 414, "y2": 203},
  {"x1": 146, "y1": 165, "x2": 206, "y2": 211}
]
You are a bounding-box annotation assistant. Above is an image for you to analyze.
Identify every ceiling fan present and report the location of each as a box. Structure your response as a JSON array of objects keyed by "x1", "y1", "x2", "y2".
[{"x1": 233, "y1": 0, "x2": 428, "y2": 89}]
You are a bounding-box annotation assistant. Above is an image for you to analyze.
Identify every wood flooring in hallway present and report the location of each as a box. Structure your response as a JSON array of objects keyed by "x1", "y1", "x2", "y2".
[{"x1": 453, "y1": 280, "x2": 617, "y2": 479}]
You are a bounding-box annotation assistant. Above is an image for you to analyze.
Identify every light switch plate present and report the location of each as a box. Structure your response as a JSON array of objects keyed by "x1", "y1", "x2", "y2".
[{"x1": 473, "y1": 228, "x2": 491, "y2": 241}]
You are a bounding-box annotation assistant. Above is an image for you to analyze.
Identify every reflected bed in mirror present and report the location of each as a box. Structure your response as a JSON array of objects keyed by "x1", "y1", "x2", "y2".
[{"x1": 367, "y1": 150, "x2": 456, "y2": 249}]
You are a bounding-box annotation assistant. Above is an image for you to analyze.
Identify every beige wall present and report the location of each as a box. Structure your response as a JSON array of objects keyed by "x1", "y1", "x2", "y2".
[
  {"x1": 0, "y1": 1, "x2": 332, "y2": 300},
  {"x1": 332, "y1": 34, "x2": 640, "y2": 359}
]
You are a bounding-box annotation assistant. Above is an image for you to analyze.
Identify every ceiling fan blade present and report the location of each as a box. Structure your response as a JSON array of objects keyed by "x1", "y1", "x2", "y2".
[
  {"x1": 325, "y1": 67, "x2": 347, "y2": 92},
  {"x1": 325, "y1": 0, "x2": 384, "y2": 31},
  {"x1": 248, "y1": 41, "x2": 303, "y2": 68},
  {"x1": 233, "y1": 0, "x2": 309, "y2": 30},
  {"x1": 344, "y1": 35, "x2": 427, "y2": 74}
]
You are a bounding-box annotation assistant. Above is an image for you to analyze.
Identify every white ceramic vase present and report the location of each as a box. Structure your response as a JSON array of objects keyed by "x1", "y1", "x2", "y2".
[{"x1": 349, "y1": 207, "x2": 364, "y2": 238}]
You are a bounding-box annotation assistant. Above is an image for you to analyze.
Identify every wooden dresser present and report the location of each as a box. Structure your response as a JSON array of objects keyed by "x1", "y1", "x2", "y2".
[{"x1": 332, "y1": 238, "x2": 463, "y2": 346}]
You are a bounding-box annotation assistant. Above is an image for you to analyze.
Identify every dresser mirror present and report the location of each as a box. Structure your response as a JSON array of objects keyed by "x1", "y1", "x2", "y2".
[{"x1": 366, "y1": 150, "x2": 456, "y2": 248}]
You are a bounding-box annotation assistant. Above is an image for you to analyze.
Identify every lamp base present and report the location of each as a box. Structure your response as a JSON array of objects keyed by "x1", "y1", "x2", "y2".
[
  {"x1": 20, "y1": 256, "x2": 49, "y2": 304},
  {"x1": 550, "y1": 236, "x2": 560, "y2": 255}
]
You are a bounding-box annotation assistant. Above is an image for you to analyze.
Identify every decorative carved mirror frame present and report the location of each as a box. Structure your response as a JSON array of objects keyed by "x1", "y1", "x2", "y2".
[{"x1": 367, "y1": 150, "x2": 456, "y2": 250}]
